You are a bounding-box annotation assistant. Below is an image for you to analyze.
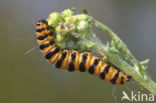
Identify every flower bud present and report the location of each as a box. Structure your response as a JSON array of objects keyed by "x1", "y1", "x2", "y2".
[
  {"x1": 77, "y1": 21, "x2": 89, "y2": 31},
  {"x1": 47, "y1": 12, "x2": 63, "y2": 27},
  {"x1": 62, "y1": 9, "x2": 74, "y2": 18}
]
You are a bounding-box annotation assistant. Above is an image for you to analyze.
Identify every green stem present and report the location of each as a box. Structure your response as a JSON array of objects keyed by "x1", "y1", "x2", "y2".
[
  {"x1": 47, "y1": 9, "x2": 156, "y2": 95},
  {"x1": 91, "y1": 19, "x2": 156, "y2": 95},
  {"x1": 93, "y1": 20, "x2": 137, "y2": 61}
]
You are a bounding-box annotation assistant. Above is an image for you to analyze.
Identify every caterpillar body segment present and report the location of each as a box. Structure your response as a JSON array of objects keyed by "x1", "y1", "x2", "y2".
[{"x1": 36, "y1": 19, "x2": 131, "y2": 85}]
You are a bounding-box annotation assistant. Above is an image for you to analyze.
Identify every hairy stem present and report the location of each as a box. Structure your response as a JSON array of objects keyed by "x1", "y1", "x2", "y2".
[{"x1": 92, "y1": 19, "x2": 156, "y2": 95}]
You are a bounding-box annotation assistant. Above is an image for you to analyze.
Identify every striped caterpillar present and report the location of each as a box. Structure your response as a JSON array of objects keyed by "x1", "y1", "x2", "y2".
[{"x1": 36, "y1": 19, "x2": 131, "y2": 85}]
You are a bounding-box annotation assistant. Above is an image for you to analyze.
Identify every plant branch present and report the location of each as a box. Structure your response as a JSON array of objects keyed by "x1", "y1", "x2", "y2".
[
  {"x1": 92, "y1": 19, "x2": 156, "y2": 95},
  {"x1": 47, "y1": 8, "x2": 156, "y2": 96}
]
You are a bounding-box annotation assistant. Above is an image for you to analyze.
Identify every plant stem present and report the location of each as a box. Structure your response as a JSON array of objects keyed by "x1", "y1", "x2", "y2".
[
  {"x1": 47, "y1": 9, "x2": 156, "y2": 95},
  {"x1": 93, "y1": 20, "x2": 137, "y2": 61},
  {"x1": 91, "y1": 19, "x2": 156, "y2": 95}
]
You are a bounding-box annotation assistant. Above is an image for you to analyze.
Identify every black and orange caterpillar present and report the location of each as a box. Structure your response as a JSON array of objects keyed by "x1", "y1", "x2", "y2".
[{"x1": 36, "y1": 19, "x2": 131, "y2": 84}]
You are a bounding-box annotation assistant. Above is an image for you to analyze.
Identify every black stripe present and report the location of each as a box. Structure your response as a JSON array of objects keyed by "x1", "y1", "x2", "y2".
[
  {"x1": 38, "y1": 19, "x2": 47, "y2": 24},
  {"x1": 49, "y1": 31, "x2": 54, "y2": 36},
  {"x1": 127, "y1": 75, "x2": 132, "y2": 82},
  {"x1": 39, "y1": 41, "x2": 54, "y2": 50},
  {"x1": 110, "y1": 71, "x2": 119, "y2": 84},
  {"x1": 36, "y1": 28, "x2": 45, "y2": 33},
  {"x1": 120, "y1": 76, "x2": 124, "y2": 84},
  {"x1": 99, "y1": 65, "x2": 111, "y2": 79},
  {"x1": 46, "y1": 26, "x2": 52, "y2": 30},
  {"x1": 37, "y1": 34, "x2": 48, "y2": 40},
  {"x1": 36, "y1": 24, "x2": 40, "y2": 26},
  {"x1": 46, "y1": 25, "x2": 55, "y2": 35},
  {"x1": 68, "y1": 52, "x2": 76, "y2": 72},
  {"x1": 45, "y1": 48, "x2": 60, "y2": 59},
  {"x1": 88, "y1": 59, "x2": 100, "y2": 74},
  {"x1": 46, "y1": 26, "x2": 54, "y2": 36},
  {"x1": 55, "y1": 51, "x2": 67, "y2": 68},
  {"x1": 79, "y1": 53, "x2": 88, "y2": 72},
  {"x1": 127, "y1": 75, "x2": 131, "y2": 79}
]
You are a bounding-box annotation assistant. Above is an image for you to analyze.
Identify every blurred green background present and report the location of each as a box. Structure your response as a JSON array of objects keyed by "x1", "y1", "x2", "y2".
[{"x1": 1, "y1": 0, "x2": 156, "y2": 103}]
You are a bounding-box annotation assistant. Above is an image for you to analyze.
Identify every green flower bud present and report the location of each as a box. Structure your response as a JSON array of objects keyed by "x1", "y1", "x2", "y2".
[
  {"x1": 75, "y1": 14, "x2": 89, "y2": 21},
  {"x1": 56, "y1": 34, "x2": 63, "y2": 42},
  {"x1": 62, "y1": 9, "x2": 74, "y2": 18},
  {"x1": 65, "y1": 16, "x2": 77, "y2": 24},
  {"x1": 55, "y1": 25, "x2": 67, "y2": 42},
  {"x1": 77, "y1": 21, "x2": 90, "y2": 31},
  {"x1": 47, "y1": 12, "x2": 63, "y2": 27}
]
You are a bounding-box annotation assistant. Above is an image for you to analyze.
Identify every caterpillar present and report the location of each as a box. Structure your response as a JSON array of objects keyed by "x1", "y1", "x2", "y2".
[{"x1": 35, "y1": 19, "x2": 131, "y2": 85}]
